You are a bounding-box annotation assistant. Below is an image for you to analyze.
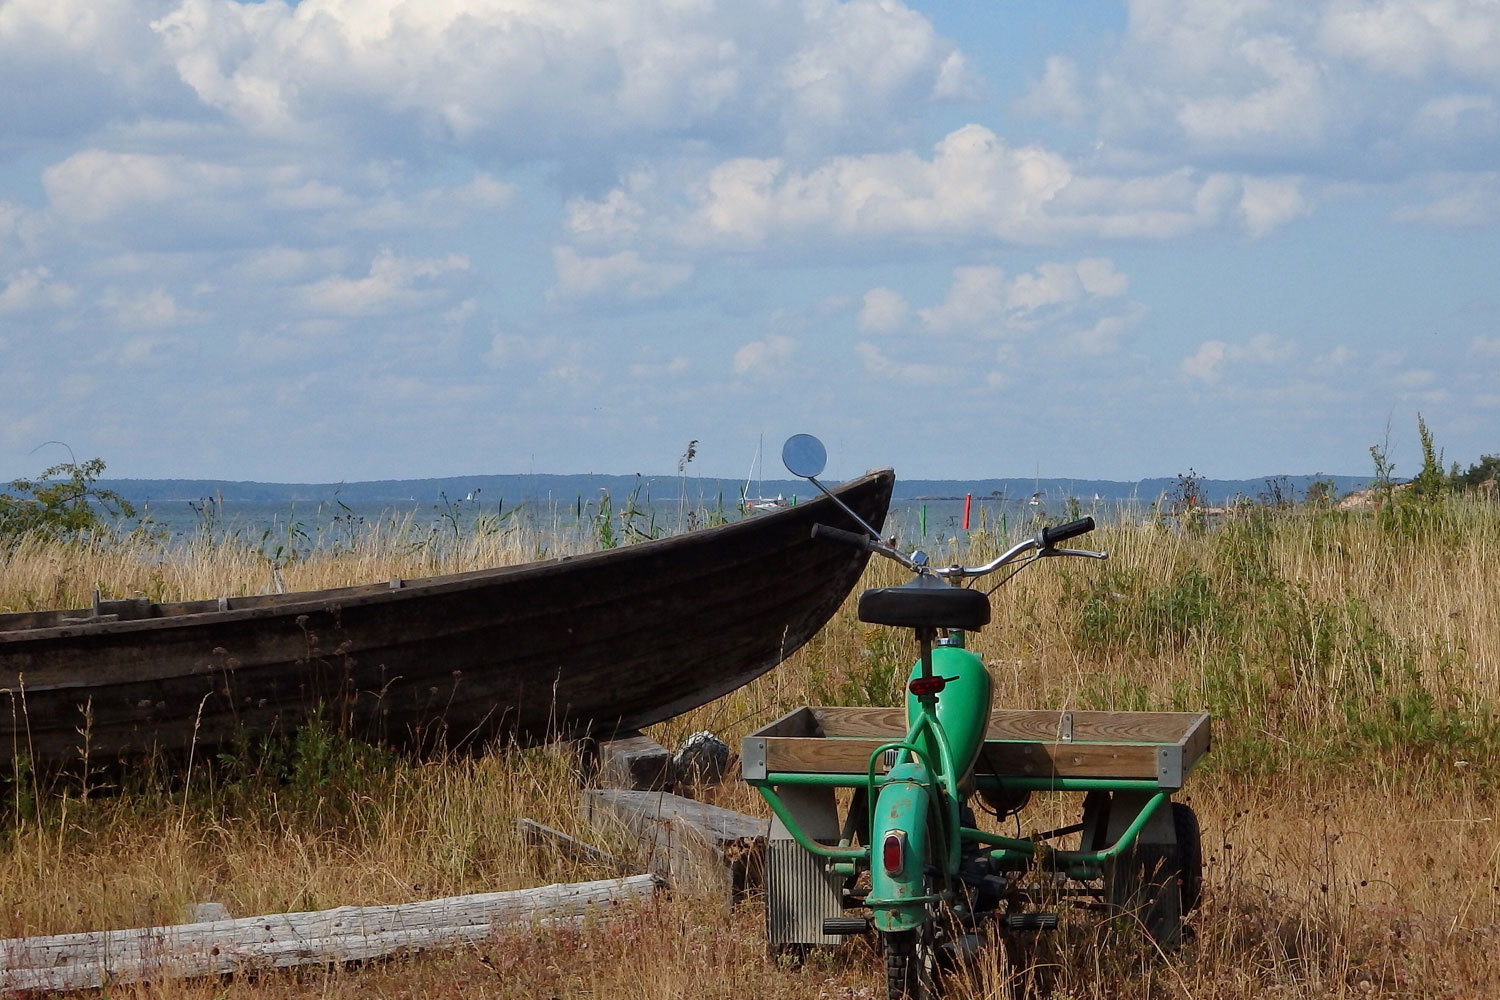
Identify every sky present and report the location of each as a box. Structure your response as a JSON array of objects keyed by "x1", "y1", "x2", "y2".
[{"x1": 1, "y1": 0, "x2": 1497, "y2": 485}]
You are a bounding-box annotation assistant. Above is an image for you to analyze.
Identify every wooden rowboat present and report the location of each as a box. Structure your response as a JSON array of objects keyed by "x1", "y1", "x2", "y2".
[{"x1": 1, "y1": 470, "x2": 894, "y2": 765}]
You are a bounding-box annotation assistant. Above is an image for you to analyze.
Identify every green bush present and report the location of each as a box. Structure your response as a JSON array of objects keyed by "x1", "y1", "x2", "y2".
[{"x1": 0, "y1": 455, "x2": 135, "y2": 544}]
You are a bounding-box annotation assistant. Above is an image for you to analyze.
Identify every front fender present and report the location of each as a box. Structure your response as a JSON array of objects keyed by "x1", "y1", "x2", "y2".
[{"x1": 869, "y1": 761, "x2": 932, "y2": 933}]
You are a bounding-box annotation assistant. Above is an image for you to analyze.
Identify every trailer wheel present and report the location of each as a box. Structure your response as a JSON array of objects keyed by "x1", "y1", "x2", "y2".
[
  {"x1": 1173, "y1": 802, "x2": 1203, "y2": 917},
  {"x1": 1105, "y1": 802, "x2": 1202, "y2": 948}
]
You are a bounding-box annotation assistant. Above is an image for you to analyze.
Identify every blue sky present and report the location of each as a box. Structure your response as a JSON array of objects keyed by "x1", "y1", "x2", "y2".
[{"x1": 1, "y1": 0, "x2": 1496, "y2": 483}]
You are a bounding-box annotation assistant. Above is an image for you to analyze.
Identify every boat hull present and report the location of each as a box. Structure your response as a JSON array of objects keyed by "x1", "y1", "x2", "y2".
[{"x1": 1, "y1": 471, "x2": 894, "y2": 764}]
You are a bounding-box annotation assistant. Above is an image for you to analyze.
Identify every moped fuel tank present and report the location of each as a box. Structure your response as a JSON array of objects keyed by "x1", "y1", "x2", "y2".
[{"x1": 906, "y1": 645, "x2": 992, "y2": 780}]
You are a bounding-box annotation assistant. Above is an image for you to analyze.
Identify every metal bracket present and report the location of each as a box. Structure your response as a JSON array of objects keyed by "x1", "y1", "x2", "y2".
[
  {"x1": 741, "y1": 737, "x2": 767, "y2": 781},
  {"x1": 1156, "y1": 745, "x2": 1183, "y2": 788},
  {"x1": 1059, "y1": 711, "x2": 1074, "y2": 743}
]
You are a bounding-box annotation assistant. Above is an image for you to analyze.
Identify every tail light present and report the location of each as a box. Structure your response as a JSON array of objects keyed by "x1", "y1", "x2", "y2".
[{"x1": 881, "y1": 831, "x2": 907, "y2": 875}]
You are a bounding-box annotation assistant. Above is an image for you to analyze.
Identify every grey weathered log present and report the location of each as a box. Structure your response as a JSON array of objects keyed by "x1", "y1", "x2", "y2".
[
  {"x1": 183, "y1": 902, "x2": 231, "y2": 924},
  {"x1": 596, "y1": 731, "x2": 674, "y2": 790},
  {"x1": 582, "y1": 788, "x2": 767, "y2": 901},
  {"x1": 0, "y1": 875, "x2": 658, "y2": 995},
  {"x1": 515, "y1": 818, "x2": 630, "y2": 872}
]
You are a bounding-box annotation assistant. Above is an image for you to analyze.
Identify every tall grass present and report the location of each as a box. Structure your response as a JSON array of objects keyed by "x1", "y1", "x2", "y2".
[{"x1": 2, "y1": 496, "x2": 1498, "y2": 997}]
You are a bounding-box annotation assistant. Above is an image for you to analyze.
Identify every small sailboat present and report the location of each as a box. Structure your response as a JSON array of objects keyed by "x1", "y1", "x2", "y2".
[{"x1": 741, "y1": 435, "x2": 788, "y2": 513}]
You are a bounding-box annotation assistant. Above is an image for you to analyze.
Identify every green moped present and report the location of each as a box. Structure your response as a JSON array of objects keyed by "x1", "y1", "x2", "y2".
[{"x1": 743, "y1": 435, "x2": 1209, "y2": 998}]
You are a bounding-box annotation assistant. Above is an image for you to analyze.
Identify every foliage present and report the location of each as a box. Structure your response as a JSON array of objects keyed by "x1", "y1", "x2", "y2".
[
  {"x1": 1410, "y1": 412, "x2": 1448, "y2": 502},
  {"x1": 0, "y1": 454, "x2": 136, "y2": 544},
  {"x1": 1455, "y1": 453, "x2": 1500, "y2": 489}
]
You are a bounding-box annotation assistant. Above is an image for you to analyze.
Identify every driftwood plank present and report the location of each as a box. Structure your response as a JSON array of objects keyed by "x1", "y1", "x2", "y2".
[
  {"x1": 583, "y1": 789, "x2": 768, "y2": 901},
  {"x1": 515, "y1": 818, "x2": 629, "y2": 872},
  {"x1": 596, "y1": 732, "x2": 674, "y2": 791},
  {"x1": 0, "y1": 875, "x2": 658, "y2": 995}
]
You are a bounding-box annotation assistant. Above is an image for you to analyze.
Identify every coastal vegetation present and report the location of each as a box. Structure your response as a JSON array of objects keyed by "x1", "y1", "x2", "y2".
[{"x1": 1, "y1": 432, "x2": 1498, "y2": 998}]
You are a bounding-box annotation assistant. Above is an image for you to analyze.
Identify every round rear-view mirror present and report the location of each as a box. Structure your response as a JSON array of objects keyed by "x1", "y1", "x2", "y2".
[{"x1": 781, "y1": 434, "x2": 827, "y2": 479}]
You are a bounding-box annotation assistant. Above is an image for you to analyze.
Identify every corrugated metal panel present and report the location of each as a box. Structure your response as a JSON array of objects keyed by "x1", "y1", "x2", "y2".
[{"x1": 765, "y1": 839, "x2": 845, "y2": 946}]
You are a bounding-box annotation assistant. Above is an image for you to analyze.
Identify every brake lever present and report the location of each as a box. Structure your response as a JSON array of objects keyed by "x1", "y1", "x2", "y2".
[{"x1": 1045, "y1": 547, "x2": 1109, "y2": 560}]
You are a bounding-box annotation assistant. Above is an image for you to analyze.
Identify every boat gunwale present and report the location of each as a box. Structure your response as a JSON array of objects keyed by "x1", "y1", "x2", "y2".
[{"x1": 0, "y1": 470, "x2": 894, "y2": 644}]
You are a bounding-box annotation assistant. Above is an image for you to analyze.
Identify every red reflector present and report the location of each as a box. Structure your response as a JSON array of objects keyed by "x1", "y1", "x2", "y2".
[
  {"x1": 882, "y1": 832, "x2": 905, "y2": 874},
  {"x1": 909, "y1": 676, "x2": 946, "y2": 696}
]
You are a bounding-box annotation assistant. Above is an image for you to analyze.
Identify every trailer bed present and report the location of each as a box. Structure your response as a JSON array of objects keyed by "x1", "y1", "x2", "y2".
[{"x1": 742, "y1": 706, "x2": 1210, "y2": 789}]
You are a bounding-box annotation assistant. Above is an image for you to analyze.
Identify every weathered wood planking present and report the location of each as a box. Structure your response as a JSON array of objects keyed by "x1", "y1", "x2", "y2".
[
  {"x1": 756, "y1": 706, "x2": 820, "y2": 739},
  {"x1": 595, "y1": 731, "x2": 674, "y2": 791},
  {"x1": 0, "y1": 875, "x2": 659, "y2": 994},
  {"x1": 515, "y1": 818, "x2": 628, "y2": 872},
  {"x1": 763, "y1": 736, "x2": 1159, "y2": 780},
  {"x1": 583, "y1": 789, "x2": 768, "y2": 901},
  {"x1": 1, "y1": 471, "x2": 893, "y2": 765},
  {"x1": 813, "y1": 706, "x2": 1206, "y2": 746},
  {"x1": 755, "y1": 710, "x2": 1210, "y2": 784}
]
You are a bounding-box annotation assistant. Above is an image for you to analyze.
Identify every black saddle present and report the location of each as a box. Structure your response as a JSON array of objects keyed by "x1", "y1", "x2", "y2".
[{"x1": 857, "y1": 582, "x2": 991, "y2": 631}]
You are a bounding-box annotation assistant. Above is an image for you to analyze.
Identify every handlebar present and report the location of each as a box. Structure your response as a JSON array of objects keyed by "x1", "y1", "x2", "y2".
[
  {"x1": 809, "y1": 513, "x2": 1105, "y2": 586},
  {"x1": 1041, "y1": 517, "x2": 1094, "y2": 547}
]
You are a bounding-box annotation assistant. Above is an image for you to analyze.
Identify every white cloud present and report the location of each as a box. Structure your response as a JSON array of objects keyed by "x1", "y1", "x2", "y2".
[
  {"x1": 1410, "y1": 93, "x2": 1500, "y2": 139},
  {"x1": 628, "y1": 356, "x2": 690, "y2": 379},
  {"x1": 915, "y1": 258, "x2": 1133, "y2": 339},
  {"x1": 1016, "y1": 56, "x2": 1087, "y2": 120},
  {"x1": 1314, "y1": 345, "x2": 1356, "y2": 370},
  {"x1": 148, "y1": 0, "x2": 966, "y2": 158},
  {"x1": 348, "y1": 173, "x2": 517, "y2": 230},
  {"x1": 1076, "y1": 258, "x2": 1130, "y2": 297},
  {"x1": 855, "y1": 341, "x2": 947, "y2": 384},
  {"x1": 1174, "y1": 34, "x2": 1332, "y2": 146},
  {"x1": 1239, "y1": 175, "x2": 1311, "y2": 237},
  {"x1": 42, "y1": 150, "x2": 243, "y2": 227},
  {"x1": 549, "y1": 247, "x2": 691, "y2": 302},
  {"x1": 1393, "y1": 368, "x2": 1436, "y2": 388},
  {"x1": 1040, "y1": 0, "x2": 1500, "y2": 176},
  {"x1": 0, "y1": 267, "x2": 75, "y2": 312},
  {"x1": 733, "y1": 334, "x2": 796, "y2": 376},
  {"x1": 107, "y1": 287, "x2": 183, "y2": 329},
  {"x1": 115, "y1": 334, "x2": 173, "y2": 365},
  {"x1": 484, "y1": 331, "x2": 554, "y2": 369},
  {"x1": 1471, "y1": 336, "x2": 1500, "y2": 358},
  {"x1": 857, "y1": 287, "x2": 909, "y2": 333},
  {"x1": 235, "y1": 247, "x2": 346, "y2": 284},
  {"x1": 918, "y1": 267, "x2": 1009, "y2": 335},
  {"x1": 1393, "y1": 172, "x2": 1500, "y2": 226},
  {"x1": 567, "y1": 188, "x2": 648, "y2": 244},
  {"x1": 1180, "y1": 332, "x2": 1299, "y2": 382},
  {"x1": 1180, "y1": 340, "x2": 1229, "y2": 382},
  {"x1": 1069, "y1": 309, "x2": 1144, "y2": 356},
  {"x1": 300, "y1": 248, "x2": 470, "y2": 316},
  {"x1": 566, "y1": 126, "x2": 1295, "y2": 251},
  {"x1": 1320, "y1": 0, "x2": 1500, "y2": 82}
]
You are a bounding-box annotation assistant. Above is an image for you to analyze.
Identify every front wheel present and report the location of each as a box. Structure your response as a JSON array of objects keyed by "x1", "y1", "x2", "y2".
[{"x1": 883, "y1": 923, "x2": 937, "y2": 1000}]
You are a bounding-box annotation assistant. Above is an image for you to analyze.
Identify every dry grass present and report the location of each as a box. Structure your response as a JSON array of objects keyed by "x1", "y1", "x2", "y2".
[{"x1": 3, "y1": 498, "x2": 1499, "y2": 997}]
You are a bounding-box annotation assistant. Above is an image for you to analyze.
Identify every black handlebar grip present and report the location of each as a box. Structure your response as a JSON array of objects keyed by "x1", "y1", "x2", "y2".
[
  {"x1": 811, "y1": 523, "x2": 873, "y2": 550},
  {"x1": 1041, "y1": 516, "x2": 1095, "y2": 547}
]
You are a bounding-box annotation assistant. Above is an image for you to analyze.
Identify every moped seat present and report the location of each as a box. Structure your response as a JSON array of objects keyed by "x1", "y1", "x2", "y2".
[{"x1": 858, "y1": 583, "x2": 991, "y2": 631}]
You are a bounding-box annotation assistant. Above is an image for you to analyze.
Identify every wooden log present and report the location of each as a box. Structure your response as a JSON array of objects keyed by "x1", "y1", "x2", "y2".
[
  {"x1": 0, "y1": 875, "x2": 658, "y2": 995},
  {"x1": 595, "y1": 732, "x2": 674, "y2": 791},
  {"x1": 515, "y1": 818, "x2": 630, "y2": 872},
  {"x1": 582, "y1": 789, "x2": 767, "y2": 902},
  {"x1": 183, "y1": 903, "x2": 231, "y2": 924}
]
